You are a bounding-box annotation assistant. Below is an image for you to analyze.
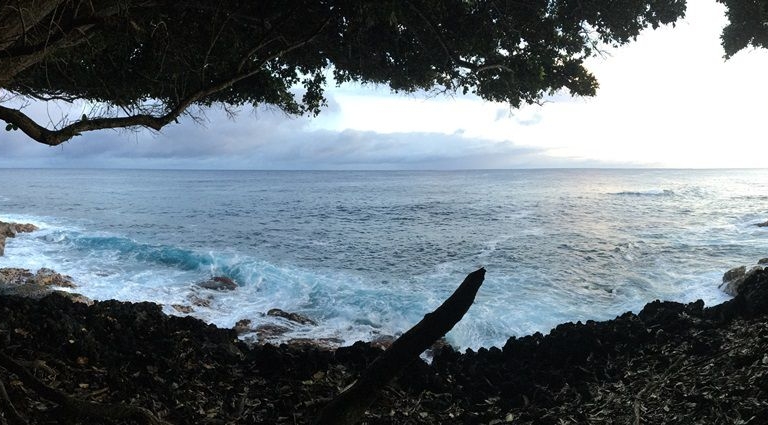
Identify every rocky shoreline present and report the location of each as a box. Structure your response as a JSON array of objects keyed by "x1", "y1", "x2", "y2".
[{"x1": 1, "y1": 221, "x2": 768, "y2": 423}]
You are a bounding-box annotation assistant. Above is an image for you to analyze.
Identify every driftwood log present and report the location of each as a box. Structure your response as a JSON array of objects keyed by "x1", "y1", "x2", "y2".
[{"x1": 314, "y1": 268, "x2": 486, "y2": 425}]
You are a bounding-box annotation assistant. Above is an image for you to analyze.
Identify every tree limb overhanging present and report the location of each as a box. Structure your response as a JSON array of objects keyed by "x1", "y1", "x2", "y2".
[
  {"x1": 0, "y1": 10, "x2": 331, "y2": 146},
  {"x1": 0, "y1": 0, "x2": 720, "y2": 147}
]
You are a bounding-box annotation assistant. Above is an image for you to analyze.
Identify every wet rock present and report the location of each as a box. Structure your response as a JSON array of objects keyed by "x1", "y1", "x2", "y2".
[
  {"x1": 0, "y1": 268, "x2": 76, "y2": 298},
  {"x1": 733, "y1": 267, "x2": 768, "y2": 317},
  {"x1": 707, "y1": 267, "x2": 768, "y2": 322},
  {"x1": 234, "y1": 319, "x2": 253, "y2": 335},
  {"x1": 171, "y1": 304, "x2": 194, "y2": 314},
  {"x1": 0, "y1": 267, "x2": 34, "y2": 286},
  {"x1": 267, "y1": 308, "x2": 317, "y2": 326},
  {"x1": 0, "y1": 222, "x2": 14, "y2": 237},
  {"x1": 0, "y1": 220, "x2": 38, "y2": 256},
  {"x1": 57, "y1": 291, "x2": 93, "y2": 305},
  {"x1": 757, "y1": 220, "x2": 768, "y2": 227},
  {"x1": 188, "y1": 294, "x2": 212, "y2": 307},
  {"x1": 723, "y1": 265, "x2": 746, "y2": 283},
  {"x1": 286, "y1": 337, "x2": 342, "y2": 351},
  {"x1": 34, "y1": 268, "x2": 76, "y2": 288},
  {"x1": 255, "y1": 323, "x2": 291, "y2": 339},
  {"x1": 758, "y1": 258, "x2": 768, "y2": 265},
  {"x1": 719, "y1": 265, "x2": 761, "y2": 296},
  {"x1": 197, "y1": 276, "x2": 238, "y2": 291},
  {"x1": 13, "y1": 223, "x2": 38, "y2": 233}
]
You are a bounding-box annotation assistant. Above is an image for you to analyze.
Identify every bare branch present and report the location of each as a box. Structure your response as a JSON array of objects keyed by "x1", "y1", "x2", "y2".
[{"x1": 0, "y1": 16, "x2": 333, "y2": 146}]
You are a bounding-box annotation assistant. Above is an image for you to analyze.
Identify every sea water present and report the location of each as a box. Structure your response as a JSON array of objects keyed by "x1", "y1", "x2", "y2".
[{"x1": 1, "y1": 168, "x2": 767, "y2": 349}]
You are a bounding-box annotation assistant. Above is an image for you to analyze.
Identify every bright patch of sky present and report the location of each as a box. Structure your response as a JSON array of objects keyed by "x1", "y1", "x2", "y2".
[
  {"x1": 1, "y1": 0, "x2": 766, "y2": 169},
  {"x1": 311, "y1": 0, "x2": 768, "y2": 169}
]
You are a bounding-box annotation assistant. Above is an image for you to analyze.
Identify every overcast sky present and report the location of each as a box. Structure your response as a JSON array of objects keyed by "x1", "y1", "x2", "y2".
[{"x1": 1, "y1": 0, "x2": 766, "y2": 170}]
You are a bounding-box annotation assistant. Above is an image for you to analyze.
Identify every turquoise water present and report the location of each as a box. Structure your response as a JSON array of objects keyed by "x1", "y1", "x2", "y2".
[{"x1": 1, "y1": 168, "x2": 767, "y2": 349}]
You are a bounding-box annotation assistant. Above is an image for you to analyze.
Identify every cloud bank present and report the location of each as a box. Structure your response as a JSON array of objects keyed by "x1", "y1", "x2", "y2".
[{"x1": 0, "y1": 105, "x2": 622, "y2": 169}]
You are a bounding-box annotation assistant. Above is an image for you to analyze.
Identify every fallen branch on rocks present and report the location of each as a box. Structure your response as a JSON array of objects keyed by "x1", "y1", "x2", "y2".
[
  {"x1": 314, "y1": 268, "x2": 486, "y2": 425},
  {"x1": 0, "y1": 351, "x2": 171, "y2": 425}
]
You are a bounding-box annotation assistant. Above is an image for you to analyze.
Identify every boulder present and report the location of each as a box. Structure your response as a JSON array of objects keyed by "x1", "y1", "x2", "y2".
[
  {"x1": 719, "y1": 265, "x2": 762, "y2": 297},
  {"x1": 171, "y1": 304, "x2": 194, "y2": 314},
  {"x1": 286, "y1": 337, "x2": 343, "y2": 351},
  {"x1": 254, "y1": 323, "x2": 291, "y2": 339},
  {"x1": 197, "y1": 276, "x2": 238, "y2": 291},
  {"x1": 708, "y1": 266, "x2": 768, "y2": 321},
  {"x1": 13, "y1": 223, "x2": 38, "y2": 233},
  {"x1": 188, "y1": 294, "x2": 212, "y2": 308},
  {"x1": 758, "y1": 258, "x2": 768, "y2": 265},
  {"x1": 234, "y1": 319, "x2": 254, "y2": 335},
  {"x1": 33, "y1": 268, "x2": 76, "y2": 288},
  {"x1": 0, "y1": 222, "x2": 14, "y2": 237},
  {"x1": 0, "y1": 267, "x2": 78, "y2": 298},
  {"x1": 0, "y1": 220, "x2": 38, "y2": 256},
  {"x1": 0, "y1": 268, "x2": 34, "y2": 286},
  {"x1": 757, "y1": 220, "x2": 768, "y2": 227},
  {"x1": 57, "y1": 291, "x2": 93, "y2": 305},
  {"x1": 722, "y1": 266, "x2": 746, "y2": 283},
  {"x1": 267, "y1": 308, "x2": 317, "y2": 326}
]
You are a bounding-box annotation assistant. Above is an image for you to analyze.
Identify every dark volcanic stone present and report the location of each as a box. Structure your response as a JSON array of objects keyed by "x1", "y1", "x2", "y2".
[
  {"x1": 197, "y1": 276, "x2": 238, "y2": 291},
  {"x1": 267, "y1": 308, "x2": 317, "y2": 326}
]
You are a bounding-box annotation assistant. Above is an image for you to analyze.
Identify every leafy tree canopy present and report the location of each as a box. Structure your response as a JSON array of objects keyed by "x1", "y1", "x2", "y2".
[
  {"x1": 0, "y1": 0, "x2": 754, "y2": 147},
  {"x1": 719, "y1": 0, "x2": 768, "y2": 57}
]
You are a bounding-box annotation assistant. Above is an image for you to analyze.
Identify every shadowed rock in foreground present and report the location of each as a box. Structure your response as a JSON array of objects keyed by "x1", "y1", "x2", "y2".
[{"x1": 1, "y1": 268, "x2": 768, "y2": 424}]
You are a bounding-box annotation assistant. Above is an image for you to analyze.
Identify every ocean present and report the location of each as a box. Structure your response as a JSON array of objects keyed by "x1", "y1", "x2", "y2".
[{"x1": 1, "y1": 168, "x2": 767, "y2": 349}]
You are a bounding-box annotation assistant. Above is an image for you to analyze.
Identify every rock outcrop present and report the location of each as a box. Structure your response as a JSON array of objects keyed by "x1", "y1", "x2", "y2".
[
  {"x1": 0, "y1": 267, "x2": 88, "y2": 303},
  {"x1": 0, "y1": 267, "x2": 76, "y2": 292},
  {"x1": 0, "y1": 220, "x2": 38, "y2": 256},
  {"x1": 719, "y1": 264, "x2": 762, "y2": 296},
  {"x1": 267, "y1": 308, "x2": 317, "y2": 326},
  {"x1": 197, "y1": 276, "x2": 238, "y2": 291}
]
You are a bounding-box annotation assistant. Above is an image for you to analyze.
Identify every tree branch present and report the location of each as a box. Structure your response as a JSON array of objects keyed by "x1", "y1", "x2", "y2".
[
  {"x1": 0, "y1": 15, "x2": 332, "y2": 146},
  {"x1": 314, "y1": 268, "x2": 486, "y2": 425}
]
